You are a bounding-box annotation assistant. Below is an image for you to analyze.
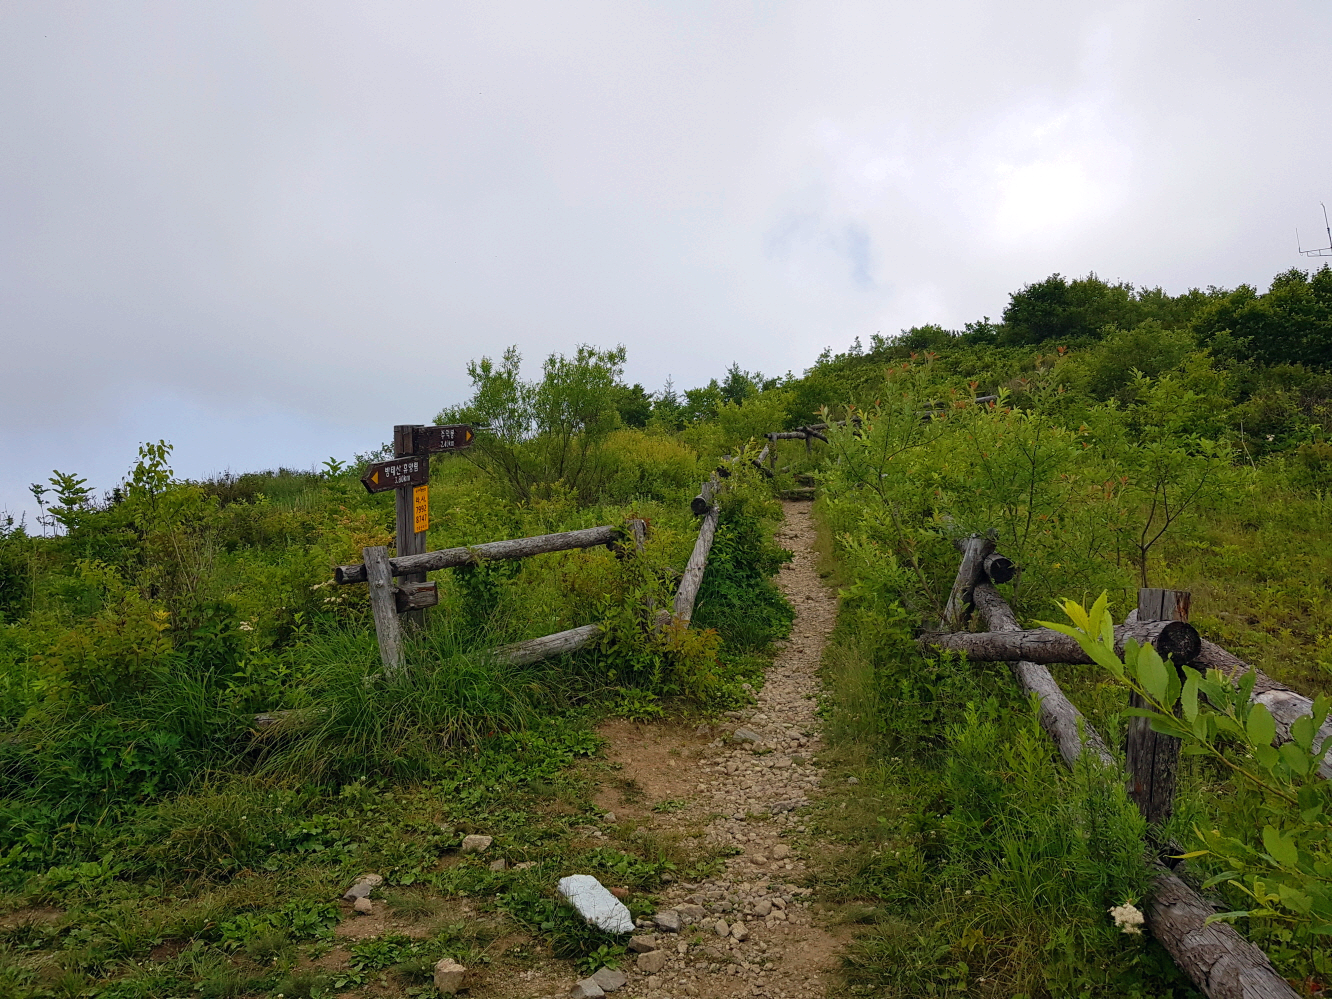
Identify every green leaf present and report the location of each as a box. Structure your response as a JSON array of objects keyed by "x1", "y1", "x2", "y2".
[
  {"x1": 1262, "y1": 826, "x2": 1299, "y2": 868},
  {"x1": 1290, "y1": 714, "x2": 1315, "y2": 752},
  {"x1": 1181, "y1": 675, "x2": 1199, "y2": 724},
  {"x1": 1278, "y1": 742, "x2": 1310, "y2": 776},
  {"x1": 1254, "y1": 744, "x2": 1280, "y2": 770},
  {"x1": 1247, "y1": 703, "x2": 1276, "y2": 748},
  {"x1": 1136, "y1": 646, "x2": 1169, "y2": 705}
]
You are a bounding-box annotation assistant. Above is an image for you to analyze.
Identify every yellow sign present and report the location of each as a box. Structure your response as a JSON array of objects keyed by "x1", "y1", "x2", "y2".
[{"x1": 413, "y1": 484, "x2": 429, "y2": 534}]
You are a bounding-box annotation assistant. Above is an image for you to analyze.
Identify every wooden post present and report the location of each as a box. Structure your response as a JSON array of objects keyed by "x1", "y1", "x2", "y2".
[
  {"x1": 942, "y1": 535, "x2": 994, "y2": 630},
  {"x1": 394, "y1": 424, "x2": 428, "y2": 632},
  {"x1": 364, "y1": 545, "x2": 405, "y2": 676},
  {"x1": 1127, "y1": 587, "x2": 1190, "y2": 828}
]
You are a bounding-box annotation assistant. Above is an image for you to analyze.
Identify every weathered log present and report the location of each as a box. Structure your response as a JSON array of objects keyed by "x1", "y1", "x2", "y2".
[
  {"x1": 1145, "y1": 872, "x2": 1300, "y2": 999},
  {"x1": 767, "y1": 431, "x2": 812, "y2": 440},
  {"x1": 1193, "y1": 639, "x2": 1332, "y2": 780},
  {"x1": 494, "y1": 624, "x2": 602, "y2": 666},
  {"x1": 691, "y1": 474, "x2": 720, "y2": 516},
  {"x1": 981, "y1": 552, "x2": 1015, "y2": 584},
  {"x1": 673, "y1": 503, "x2": 720, "y2": 624},
  {"x1": 393, "y1": 581, "x2": 438, "y2": 613},
  {"x1": 920, "y1": 620, "x2": 1202, "y2": 667},
  {"x1": 364, "y1": 546, "x2": 405, "y2": 676},
  {"x1": 969, "y1": 580, "x2": 1298, "y2": 998},
  {"x1": 752, "y1": 444, "x2": 774, "y2": 478},
  {"x1": 1128, "y1": 588, "x2": 1188, "y2": 827},
  {"x1": 942, "y1": 535, "x2": 994, "y2": 629},
  {"x1": 971, "y1": 581, "x2": 1115, "y2": 768},
  {"x1": 335, "y1": 525, "x2": 621, "y2": 584}
]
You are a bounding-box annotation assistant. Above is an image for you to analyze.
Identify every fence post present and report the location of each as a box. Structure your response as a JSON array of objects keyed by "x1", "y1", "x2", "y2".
[
  {"x1": 1127, "y1": 587, "x2": 1191, "y2": 828},
  {"x1": 394, "y1": 424, "x2": 429, "y2": 632},
  {"x1": 364, "y1": 545, "x2": 405, "y2": 676}
]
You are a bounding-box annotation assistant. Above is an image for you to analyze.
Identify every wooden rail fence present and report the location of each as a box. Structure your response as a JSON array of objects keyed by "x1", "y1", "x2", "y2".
[{"x1": 931, "y1": 536, "x2": 1304, "y2": 999}]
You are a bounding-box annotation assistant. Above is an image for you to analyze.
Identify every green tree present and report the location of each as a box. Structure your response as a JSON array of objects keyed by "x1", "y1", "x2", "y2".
[{"x1": 1191, "y1": 266, "x2": 1332, "y2": 369}]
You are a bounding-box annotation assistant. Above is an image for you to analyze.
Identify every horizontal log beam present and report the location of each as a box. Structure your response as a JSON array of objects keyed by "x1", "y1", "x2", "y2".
[
  {"x1": 494, "y1": 624, "x2": 602, "y2": 666},
  {"x1": 920, "y1": 620, "x2": 1202, "y2": 666},
  {"x1": 1193, "y1": 639, "x2": 1332, "y2": 780},
  {"x1": 335, "y1": 525, "x2": 621, "y2": 584}
]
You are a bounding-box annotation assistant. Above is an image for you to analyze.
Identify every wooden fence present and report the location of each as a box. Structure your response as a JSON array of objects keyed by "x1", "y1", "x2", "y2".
[
  {"x1": 328, "y1": 457, "x2": 753, "y2": 675},
  {"x1": 924, "y1": 537, "x2": 1310, "y2": 999}
]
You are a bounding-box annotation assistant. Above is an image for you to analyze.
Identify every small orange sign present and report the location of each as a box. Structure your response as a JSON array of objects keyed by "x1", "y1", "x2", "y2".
[{"x1": 412, "y1": 484, "x2": 429, "y2": 534}]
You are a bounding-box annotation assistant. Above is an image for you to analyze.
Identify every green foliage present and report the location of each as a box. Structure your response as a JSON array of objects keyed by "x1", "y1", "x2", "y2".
[
  {"x1": 1049, "y1": 595, "x2": 1332, "y2": 978},
  {"x1": 439, "y1": 344, "x2": 633, "y2": 502}
]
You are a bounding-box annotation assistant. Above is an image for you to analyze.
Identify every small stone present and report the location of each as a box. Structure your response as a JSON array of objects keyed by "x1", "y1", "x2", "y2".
[
  {"x1": 653, "y1": 909, "x2": 682, "y2": 933},
  {"x1": 772, "y1": 757, "x2": 792, "y2": 769},
  {"x1": 846, "y1": 776, "x2": 859, "y2": 785},
  {"x1": 433, "y1": 958, "x2": 466, "y2": 995},
  {"x1": 514, "y1": 861, "x2": 536, "y2": 870},
  {"x1": 771, "y1": 897, "x2": 787, "y2": 910},
  {"x1": 610, "y1": 886, "x2": 630, "y2": 900},
  {"x1": 460, "y1": 834, "x2": 493, "y2": 854},
  {"x1": 771, "y1": 845, "x2": 790, "y2": 860},
  {"x1": 570, "y1": 979, "x2": 605, "y2": 998},
  {"x1": 353, "y1": 897, "x2": 373, "y2": 915},
  {"x1": 733, "y1": 728, "x2": 762, "y2": 743},
  {"x1": 603, "y1": 812, "x2": 617, "y2": 823},
  {"x1": 730, "y1": 921, "x2": 749, "y2": 941},
  {"x1": 590, "y1": 967, "x2": 628, "y2": 992},
  {"x1": 628, "y1": 936, "x2": 657, "y2": 953},
  {"x1": 637, "y1": 949, "x2": 668, "y2": 974},
  {"x1": 342, "y1": 873, "x2": 383, "y2": 901},
  {"x1": 713, "y1": 918, "x2": 730, "y2": 936},
  {"x1": 753, "y1": 899, "x2": 773, "y2": 917},
  {"x1": 676, "y1": 903, "x2": 707, "y2": 924},
  {"x1": 661, "y1": 873, "x2": 674, "y2": 883},
  {"x1": 489, "y1": 858, "x2": 508, "y2": 871},
  {"x1": 647, "y1": 974, "x2": 663, "y2": 990}
]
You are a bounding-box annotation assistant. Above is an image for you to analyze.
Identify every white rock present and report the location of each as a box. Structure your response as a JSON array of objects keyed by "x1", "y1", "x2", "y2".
[
  {"x1": 434, "y1": 958, "x2": 466, "y2": 994},
  {"x1": 571, "y1": 979, "x2": 606, "y2": 998},
  {"x1": 461, "y1": 834, "x2": 493, "y2": 854},
  {"x1": 557, "y1": 875, "x2": 635, "y2": 934},
  {"x1": 730, "y1": 921, "x2": 749, "y2": 941}
]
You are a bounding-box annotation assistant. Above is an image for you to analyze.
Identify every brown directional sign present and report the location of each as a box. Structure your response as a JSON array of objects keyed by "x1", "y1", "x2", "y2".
[
  {"x1": 413, "y1": 424, "x2": 474, "y2": 453},
  {"x1": 360, "y1": 455, "x2": 429, "y2": 494}
]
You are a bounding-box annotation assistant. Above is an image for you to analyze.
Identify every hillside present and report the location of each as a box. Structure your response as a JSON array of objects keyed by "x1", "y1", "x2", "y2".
[{"x1": 2, "y1": 268, "x2": 1331, "y2": 998}]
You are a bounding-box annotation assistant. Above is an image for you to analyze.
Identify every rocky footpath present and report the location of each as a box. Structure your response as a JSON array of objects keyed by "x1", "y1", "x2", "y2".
[{"x1": 601, "y1": 500, "x2": 841, "y2": 999}]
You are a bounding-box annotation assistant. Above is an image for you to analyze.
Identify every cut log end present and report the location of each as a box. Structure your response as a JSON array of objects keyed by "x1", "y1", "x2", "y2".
[
  {"x1": 1154, "y1": 620, "x2": 1202, "y2": 665},
  {"x1": 982, "y1": 553, "x2": 1015, "y2": 584}
]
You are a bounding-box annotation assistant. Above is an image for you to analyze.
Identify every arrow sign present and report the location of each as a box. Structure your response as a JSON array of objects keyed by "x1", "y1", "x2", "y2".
[
  {"x1": 360, "y1": 455, "x2": 429, "y2": 494},
  {"x1": 412, "y1": 424, "x2": 474, "y2": 453}
]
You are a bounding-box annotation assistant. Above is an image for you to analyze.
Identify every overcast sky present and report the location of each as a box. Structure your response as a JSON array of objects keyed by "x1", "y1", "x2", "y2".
[{"x1": 3, "y1": 1, "x2": 1330, "y2": 519}]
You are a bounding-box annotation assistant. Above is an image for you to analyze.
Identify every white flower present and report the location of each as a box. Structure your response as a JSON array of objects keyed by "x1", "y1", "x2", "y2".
[
  {"x1": 1110, "y1": 902, "x2": 1145, "y2": 935},
  {"x1": 239, "y1": 621, "x2": 254, "y2": 632}
]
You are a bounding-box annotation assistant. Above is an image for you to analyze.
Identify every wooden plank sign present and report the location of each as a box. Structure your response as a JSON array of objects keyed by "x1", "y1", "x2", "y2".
[
  {"x1": 360, "y1": 455, "x2": 429, "y2": 494},
  {"x1": 413, "y1": 424, "x2": 474, "y2": 453},
  {"x1": 412, "y1": 484, "x2": 429, "y2": 532}
]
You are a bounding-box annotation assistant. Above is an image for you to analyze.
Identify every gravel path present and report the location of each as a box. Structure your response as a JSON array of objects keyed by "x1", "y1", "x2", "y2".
[{"x1": 610, "y1": 500, "x2": 842, "y2": 999}]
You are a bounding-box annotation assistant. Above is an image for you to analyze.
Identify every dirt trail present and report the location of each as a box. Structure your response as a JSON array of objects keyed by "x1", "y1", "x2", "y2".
[{"x1": 582, "y1": 499, "x2": 844, "y2": 999}]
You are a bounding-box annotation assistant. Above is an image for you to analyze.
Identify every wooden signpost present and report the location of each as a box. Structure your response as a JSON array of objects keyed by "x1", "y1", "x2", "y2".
[{"x1": 351, "y1": 423, "x2": 475, "y2": 641}]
